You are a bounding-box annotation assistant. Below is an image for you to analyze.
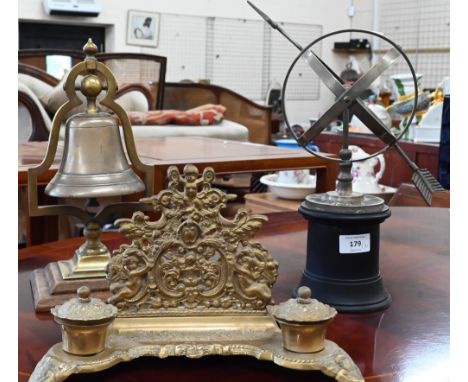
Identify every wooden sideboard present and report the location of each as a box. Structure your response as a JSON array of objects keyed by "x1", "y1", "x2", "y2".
[{"x1": 313, "y1": 132, "x2": 440, "y2": 188}]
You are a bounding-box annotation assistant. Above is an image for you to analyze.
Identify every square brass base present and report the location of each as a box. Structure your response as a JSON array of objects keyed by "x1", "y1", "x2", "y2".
[
  {"x1": 30, "y1": 262, "x2": 110, "y2": 312},
  {"x1": 30, "y1": 315, "x2": 364, "y2": 382}
]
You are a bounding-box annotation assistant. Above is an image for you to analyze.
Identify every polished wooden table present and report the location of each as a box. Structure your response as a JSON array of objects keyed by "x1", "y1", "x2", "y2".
[
  {"x1": 18, "y1": 137, "x2": 338, "y2": 193},
  {"x1": 244, "y1": 192, "x2": 301, "y2": 213},
  {"x1": 19, "y1": 137, "x2": 338, "y2": 245},
  {"x1": 19, "y1": 207, "x2": 449, "y2": 382}
]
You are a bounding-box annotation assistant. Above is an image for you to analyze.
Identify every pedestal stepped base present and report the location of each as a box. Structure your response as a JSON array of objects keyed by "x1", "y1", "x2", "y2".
[
  {"x1": 296, "y1": 192, "x2": 392, "y2": 313},
  {"x1": 30, "y1": 262, "x2": 110, "y2": 312},
  {"x1": 29, "y1": 315, "x2": 364, "y2": 382}
]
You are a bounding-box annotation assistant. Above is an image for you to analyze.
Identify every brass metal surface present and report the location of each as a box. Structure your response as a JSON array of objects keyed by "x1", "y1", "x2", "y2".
[
  {"x1": 275, "y1": 318, "x2": 333, "y2": 353},
  {"x1": 107, "y1": 164, "x2": 278, "y2": 316},
  {"x1": 51, "y1": 287, "x2": 117, "y2": 355},
  {"x1": 57, "y1": 221, "x2": 111, "y2": 279},
  {"x1": 52, "y1": 286, "x2": 117, "y2": 321},
  {"x1": 270, "y1": 287, "x2": 337, "y2": 353},
  {"x1": 30, "y1": 317, "x2": 363, "y2": 382},
  {"x1": 57, "y1": 256, "x2": 109, "y2": 280},
  {"x1": 45, "y1": 112, "x2": 145, "y2": 198},
  {"x1": 57, "y1": 322, "x2": 111, "y2": 356},
  {"x1": 27, "y1": 38, "x2": 154, "y2": 282},
  {"x1": 30, "y1": 263, "x2": 111, "y2": 312},
  {"x1": 31, "y1": 164, "x2": 363, "y2": 382},
  {"x1": 271, "y1": 286, "x2": 337, "y2": 323}
]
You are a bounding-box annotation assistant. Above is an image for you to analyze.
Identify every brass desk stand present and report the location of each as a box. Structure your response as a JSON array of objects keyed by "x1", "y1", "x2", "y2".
[
  {"x1": 31, "y1": 335, "x2": 361, "y2": 382},
  {"x1": 28, "y1": 39, "x2": 154, "y2": 311},
  {"x1": 30, "y1": 165, "x2": 363, "y2": 382}
]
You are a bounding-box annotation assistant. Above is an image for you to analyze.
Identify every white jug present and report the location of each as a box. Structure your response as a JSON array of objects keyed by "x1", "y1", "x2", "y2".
[{"x1": 349, "y1": 145, "x2": 385, "y2": 194}]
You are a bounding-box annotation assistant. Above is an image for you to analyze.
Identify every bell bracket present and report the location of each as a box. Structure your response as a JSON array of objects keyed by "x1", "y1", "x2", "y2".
[
  {"x1": 27, "y1": 39, "x2": 155, "y2": 310},
  {"x1": 27, "y1": 38, "x2": 154, "y2": 223}
]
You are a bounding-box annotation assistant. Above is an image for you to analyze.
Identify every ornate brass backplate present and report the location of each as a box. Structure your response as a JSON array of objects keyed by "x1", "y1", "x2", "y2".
[
  {"x1": 30, "y1": 165, "x2": 363, "y2": 382},
  {"x1": 107, "y1": 164, "x2": 278, "y2": 316}
]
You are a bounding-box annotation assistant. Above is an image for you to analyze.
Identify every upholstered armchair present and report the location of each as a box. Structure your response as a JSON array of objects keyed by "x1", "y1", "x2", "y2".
[
  {"x1": 164, "y1": 82, "x2": 272, "y2": 144},
  {"x1": 19, "y1": 50, "x2": 167, "y2": 108},
  {"x1": 18, "y1": 63, "x2": 152, "y2": 142},
  {"x1": 18, "y1": 63, "x2": 251, "y2": 144},
  {"x1": 19, "y1": 50, "x2": 272, "y2": 144}
]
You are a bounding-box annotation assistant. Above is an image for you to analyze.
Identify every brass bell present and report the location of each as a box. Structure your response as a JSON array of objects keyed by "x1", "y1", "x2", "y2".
[
  {"x1": 27, "y1": 40, "x2": 154, "y2": 287},
  {"x1": 45, "y1": 75, "x2": 145, "y2": 198}
]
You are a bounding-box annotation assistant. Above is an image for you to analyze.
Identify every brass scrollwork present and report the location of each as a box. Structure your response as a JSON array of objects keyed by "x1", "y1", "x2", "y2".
[{"x1": 107, "y1": 165, "x2": 279, "y2": 316}]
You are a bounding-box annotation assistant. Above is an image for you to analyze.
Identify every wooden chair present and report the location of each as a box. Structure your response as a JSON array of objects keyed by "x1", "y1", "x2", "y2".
[
  {"x1": 18, "y1": 62, "x2": 154, "y2": 142},
  {"x1": 19, "y1": 50, "x2": 272, "y2": 145},
  {"x1": 18, "y1": 64, "x2": 57, "y2": 142},
  {"x1": 163, "y1": 82, "x2": 272, "y2": 145},
  {"x1": 19, "y1": 49, "x2": 167, "y2": 109},
  {"x1": 162, "y1": 82, "x2": 274, "y2": 197}
]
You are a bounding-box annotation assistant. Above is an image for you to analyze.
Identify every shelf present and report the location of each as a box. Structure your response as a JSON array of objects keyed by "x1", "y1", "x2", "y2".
[{"x1": 332, "y1": 48, "x2": 371, "y2": 54}]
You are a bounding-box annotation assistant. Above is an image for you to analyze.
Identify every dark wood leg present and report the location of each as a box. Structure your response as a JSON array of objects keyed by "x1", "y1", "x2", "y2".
[
  {"x1": 250, "y1": 172, "x2": 268, "y2": 193},
  {"x1": 154, "y1": 167, "x2": 167, "y2": 194},
  {"x1": 25, "y1": 185, "x2": 59, "y2": 246},
  {"x1": 315, "y1": 162, "x2": 339, "y2": 193}
]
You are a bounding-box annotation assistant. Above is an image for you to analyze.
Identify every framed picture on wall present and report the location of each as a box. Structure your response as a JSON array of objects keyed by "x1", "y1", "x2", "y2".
[{"x1": 126, "y1": 10, "x2": 160, "y2": 47}]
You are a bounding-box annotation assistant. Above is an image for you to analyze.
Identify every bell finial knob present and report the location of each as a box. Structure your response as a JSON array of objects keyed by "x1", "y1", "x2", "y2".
[
  {"x1": 81, "y1": 75, "x2": 103, "y2": 98},
  {"x1": 83, "y1": 38, "x2": 98, "y2": 57}
]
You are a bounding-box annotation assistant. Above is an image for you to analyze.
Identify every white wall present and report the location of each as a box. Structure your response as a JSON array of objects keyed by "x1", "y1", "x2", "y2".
[{"x1": 19, "y1": 0, "x2": 375, "y2": 121}]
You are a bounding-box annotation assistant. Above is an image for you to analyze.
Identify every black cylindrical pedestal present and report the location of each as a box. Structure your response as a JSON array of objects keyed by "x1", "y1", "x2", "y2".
[{"x1": 296, "y1": 203, "x2": 392, "y2": 312}]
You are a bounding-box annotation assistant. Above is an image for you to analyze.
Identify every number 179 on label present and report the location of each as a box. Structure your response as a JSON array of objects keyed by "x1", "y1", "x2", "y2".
[{"x1": 339, "y1": 233, "x2": 371, "y2": 254}]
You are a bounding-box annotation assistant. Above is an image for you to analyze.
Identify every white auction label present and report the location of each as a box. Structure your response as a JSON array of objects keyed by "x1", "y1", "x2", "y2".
[{"x1": 339, "y1": 233, "x2": 371, "y2": 254}]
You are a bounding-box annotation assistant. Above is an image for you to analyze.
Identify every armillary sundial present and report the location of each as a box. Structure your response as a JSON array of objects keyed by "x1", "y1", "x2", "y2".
[{"x1": 248, "y1": 1, "x2": 445, "y2": 312}]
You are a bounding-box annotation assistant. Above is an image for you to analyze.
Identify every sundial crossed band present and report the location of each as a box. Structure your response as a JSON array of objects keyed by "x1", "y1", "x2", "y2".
[
  {"x1": 247, "y1": 1, "x2": 418, "y2": 163},
  {"x1": 298, "y1": 47, "x2": 401, "y2": 149}
]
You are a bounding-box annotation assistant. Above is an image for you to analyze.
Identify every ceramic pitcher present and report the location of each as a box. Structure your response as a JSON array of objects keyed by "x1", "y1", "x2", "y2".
[{"x1": 350, "y1": 145, "x2": 385, "y2": 194}]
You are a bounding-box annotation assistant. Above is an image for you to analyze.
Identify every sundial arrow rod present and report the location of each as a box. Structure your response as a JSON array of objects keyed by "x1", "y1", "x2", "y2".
[
  {"x1": 247, "y1": 1, "x2": 341, "y2": 84},
  {"x1": 247, "y1": 1, "x2": 444, "y2": 205},
  {"x1": 247, "y1": 1, "x2": 302, "y2": 51},
  {"x1": 247, "y1": 0, "x2": 348, "y2": 146}
]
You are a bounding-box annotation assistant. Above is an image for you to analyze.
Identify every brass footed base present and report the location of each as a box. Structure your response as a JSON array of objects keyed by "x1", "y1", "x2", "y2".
[
  {"x1": 30, "y1": 262, "x2": 110, "y2": 312},
  {"x1": 57, "y1": 251, "x2": 110, "y2": 280},
  {"x1": 30, "y1": 315, "x2": 363, "y2": 382},
  {"x1": 29, "y1": 221, "x2": 112, "y2": 311},
  {"x1": 58, "y1": 226, "x2": 111, "y2": 279}
]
